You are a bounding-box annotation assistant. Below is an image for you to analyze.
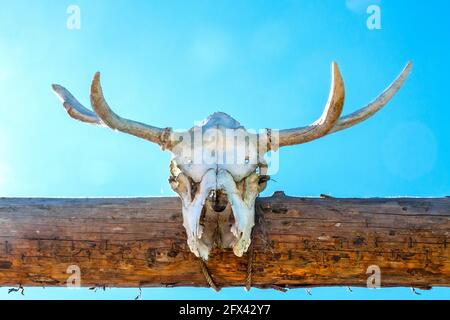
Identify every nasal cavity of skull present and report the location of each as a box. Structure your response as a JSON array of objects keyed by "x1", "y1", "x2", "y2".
[{"x1": 208, "y1": 189, "x2": 228, "y2": 213}]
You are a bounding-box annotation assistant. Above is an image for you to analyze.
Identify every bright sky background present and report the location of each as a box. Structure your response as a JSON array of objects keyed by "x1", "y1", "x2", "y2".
[{"x1": 0, "y1": 0, "x2": 449, "y2": 300}]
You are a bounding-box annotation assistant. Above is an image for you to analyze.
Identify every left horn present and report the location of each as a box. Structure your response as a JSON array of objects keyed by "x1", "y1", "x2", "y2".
[{"x1": 52, "y1": 72, "x2": 173, "y2": 149}]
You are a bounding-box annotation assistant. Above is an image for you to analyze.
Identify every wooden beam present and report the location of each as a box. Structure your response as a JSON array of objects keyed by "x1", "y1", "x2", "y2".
[{"x1": 0, "y1": 193, "x2": 449, "y2": 289}]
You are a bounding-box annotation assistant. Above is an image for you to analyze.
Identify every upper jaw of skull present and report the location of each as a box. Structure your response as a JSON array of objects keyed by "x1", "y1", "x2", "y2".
[{"x1": 169, "y1": 163, "x2": 263, "y2": 260}]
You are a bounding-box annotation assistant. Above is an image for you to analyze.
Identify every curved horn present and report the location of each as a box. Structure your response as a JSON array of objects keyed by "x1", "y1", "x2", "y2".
[
  {"x1": 276, "y1": 62, "x2": 412, "y2": 149},
  {"x1": 52, "y1": 73, "x2": 172, "y2": 149},
  {"x1": 278, "y1": 62, "x2": 345, "y2": 148},
  {"x1": 329, "y1": 62, "x2": 412, "y2": 134}
]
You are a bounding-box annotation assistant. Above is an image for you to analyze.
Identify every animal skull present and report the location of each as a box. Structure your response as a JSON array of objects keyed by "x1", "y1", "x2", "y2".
[
  {"x1": 52, "y1": 61, "x2": 412, "y2": 260},
  {"x1": 167, "y1": 112, "x2": 271, "y2": 259}
]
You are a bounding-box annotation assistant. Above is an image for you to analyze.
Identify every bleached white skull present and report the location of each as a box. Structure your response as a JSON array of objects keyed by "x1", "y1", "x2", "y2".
[
  {"x1": 52, "y1": 61, "x2": 411, "y2": 260},
  {"x1": 168, "y1": 112, "x2": 270, "y2": 259}
]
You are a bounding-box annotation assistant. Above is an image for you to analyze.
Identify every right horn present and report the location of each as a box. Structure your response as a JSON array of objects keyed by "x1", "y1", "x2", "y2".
[{"x1": 276, "y1": 62, "x2": 412, "y2": 149}]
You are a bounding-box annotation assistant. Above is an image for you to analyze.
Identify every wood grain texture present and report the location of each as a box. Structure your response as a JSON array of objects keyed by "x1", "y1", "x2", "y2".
[{"x1": 0, "y1": 193, "x2": 449, "y2": 289}]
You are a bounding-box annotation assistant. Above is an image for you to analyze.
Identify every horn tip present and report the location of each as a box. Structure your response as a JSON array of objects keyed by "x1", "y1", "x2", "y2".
[
  {"x1": 405, "y1": 61, "x2": 413, "y2": 72},
  {"x1": 51, "y1": 83, "x2": 67, "y2": 94},
  {"x1": 330, "y1": 62, "x2": 344, "y2": 87},
  {"x1": 91, "y1": 72, "x2": 102, "y2": 94},
  {"x1": 331, "y1": 61, "x2": 342, "y2": 75},
  {"x1": 51, "y1": 84, "x2": 67, "y2": 103}
]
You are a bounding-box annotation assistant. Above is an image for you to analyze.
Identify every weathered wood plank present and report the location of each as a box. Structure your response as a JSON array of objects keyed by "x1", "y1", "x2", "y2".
[{"x1": 0, "y1": 193, "x2": 449, "y2": 289}]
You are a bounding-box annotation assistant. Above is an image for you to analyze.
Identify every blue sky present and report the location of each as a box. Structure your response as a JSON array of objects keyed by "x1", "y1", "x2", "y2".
[{"x1": 0, "y1": 0, "x2": 449, "y2": 300}]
